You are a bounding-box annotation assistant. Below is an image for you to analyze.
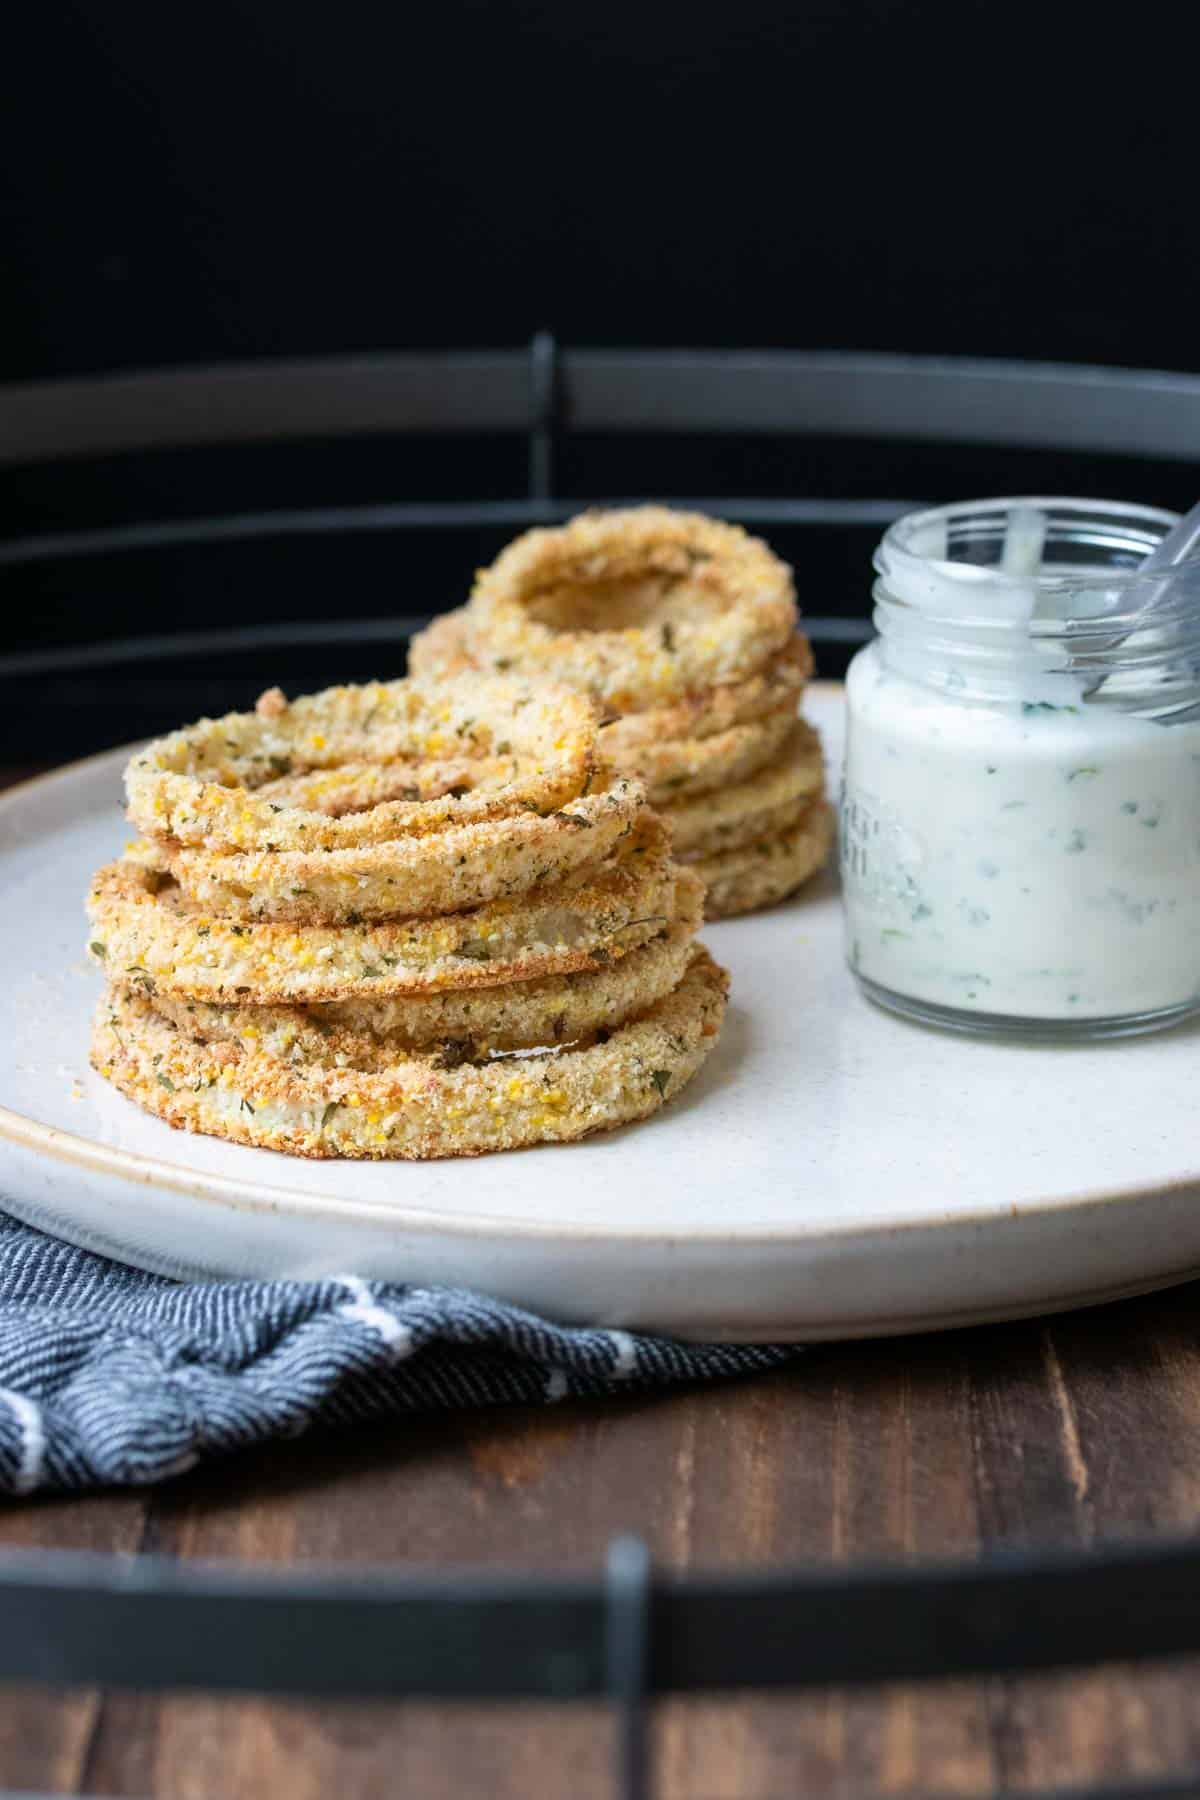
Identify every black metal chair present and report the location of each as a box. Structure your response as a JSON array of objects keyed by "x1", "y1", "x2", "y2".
[{"x1": 5, "y1": 341, "x2": 1200, "y2": 1797}]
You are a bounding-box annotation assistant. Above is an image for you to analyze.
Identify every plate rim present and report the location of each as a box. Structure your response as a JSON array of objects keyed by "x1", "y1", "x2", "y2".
[{"x1": 4, "y1": 701, "x2": 1200, "y2": 1250}]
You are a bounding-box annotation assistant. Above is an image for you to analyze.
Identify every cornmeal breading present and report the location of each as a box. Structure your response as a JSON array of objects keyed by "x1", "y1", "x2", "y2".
[
  {"x1": 689, "y1": 802, "x2": 836, "y2": 921},
  {"x1": 144, "y1": 771, "x2": 645, "y2": 923},
  {"x1": 663, "y1": 720, "x2": 825, "y2": 857},
  {"x1": 613, "y1": 702, "x2": 797, "y2": 806},
  {"x1": 88, "y1": 816, "x2": 678, "y2": 1004},
  {"x1": 88, "y1": 547, "x2": 769, "y2": 1155},
  {"x1": 410, "y1": 613, "x2": 813, "y2": 744},
  {"x1": 126, "y1": 872, "x2": 705, "y2": 1063},
  {"x1": 91, "y1": 948, "x2": 728, "y2": 1160},
  {"x1": 126, "y1": 673, "x2": 598, "y2": 852},
  {"x1": 408, "y1": 508, "x2": 830, "y2": 919},
  {"x1": 460, "y1": 507, "x2": 797, "y2": 709}
]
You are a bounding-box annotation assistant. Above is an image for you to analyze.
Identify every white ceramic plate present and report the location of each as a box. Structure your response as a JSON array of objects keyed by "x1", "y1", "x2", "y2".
[{"x1": 3, "y1": 683, "x2": 1199, "y2": 1342}]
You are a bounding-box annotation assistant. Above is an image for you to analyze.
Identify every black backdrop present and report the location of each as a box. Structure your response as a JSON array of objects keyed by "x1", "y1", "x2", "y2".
[
  {"x1": 2, "y1": 0, "x2": 1198, "y2": 753},
  {"x1": 5, "y1": 0, "x2": 1197, "y2": 375}
]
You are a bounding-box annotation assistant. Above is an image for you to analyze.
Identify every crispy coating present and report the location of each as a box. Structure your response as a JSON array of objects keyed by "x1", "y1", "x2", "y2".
[
  {"x1": 662, "y1": 720, "x2": 825, "y2": 856},
  {"x1": 459, "y1": 507, "x2": 797, "y2": 709},
  {"x1": 407, "y1": 608, "x2": 476, "y2": 680},
  {"x1": 601, "y1": 635, "x2": 813, "y2": 744},
  {"x1": 146, "y1": 771, "x2": 645, "y2": 924},
  {"x1": 124, "y1": 872, "x2": 705, "y2": 1063},
  {"x1": 91, "y1": 948, "x2": 729, "y2": 1160},
  {"x1": 403, "y1": 508, "x2": 830, "y2": 937},
  {"x1": 410, "y1": 613, "x2": 815, "y2": 743},
  {"x1": 614, "y1": 702, "x2": 797, "y2": 806},
  {"x1": 126, "y1": 674, "x2": 599, "y2": 853},
  {"x1": 692, "y1": 802, "x2": 836, "y2": 920},
  {"x1": 89, "y1": 639, "x2": 736, "y2": 1162},
  {"x1": 87, "y1": 816, "x2": 678, "y2": 1004}
]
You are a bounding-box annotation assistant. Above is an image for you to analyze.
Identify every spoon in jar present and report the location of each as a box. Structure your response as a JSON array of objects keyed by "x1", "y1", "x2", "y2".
[
  {"x1": 1127, "y1": 494, "x2": 1200, "y2": 607},
  {"x1": 1079, "y1": 497, "x2": 1200, "y2": 704}
]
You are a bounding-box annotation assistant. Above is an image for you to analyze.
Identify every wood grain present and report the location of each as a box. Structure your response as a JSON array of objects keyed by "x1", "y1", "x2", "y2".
[
  {"x1": 5, "y1": 762, "x2": 1200, "y2": 1796},
  {"x1": 8, "y1": 1297, "x2": 1200, "y2": 1798},
  {"x1": 0, "y1": 1490, "x2": 148, "y2": 1793}
]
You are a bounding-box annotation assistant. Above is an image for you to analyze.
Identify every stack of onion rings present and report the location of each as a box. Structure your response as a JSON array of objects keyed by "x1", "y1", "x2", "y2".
[
  {"x1": 92, "y1": 948, "x2": 728, "y2": 1160},
  {"x1": 662, "y1": 721, "x2": 825, "y2": 857},
  {"x1": 126, "y1": 673, "x2": 598, "y2": 851},
  {"x1": 409, "y1": 506, "x2": 833, "y2": 918},
  {"x1": 89, "y1": 814, "x2": 679, "y2": 1002},
  {"x1": 115, "y1": 872, "x2": 705, "y2": 1068},
  {"x1": 88, "y1": 672, "x2": 726, "y2": 1157},
  {"x1": 444, "y1": 506, "x2": 796, "y2": 709},
  {"x1": 141, "y1": 770, "x2": 645, "y2": 923},
  {"x1": 687, "y1": 804, "x2": 837, "y2": 920}
]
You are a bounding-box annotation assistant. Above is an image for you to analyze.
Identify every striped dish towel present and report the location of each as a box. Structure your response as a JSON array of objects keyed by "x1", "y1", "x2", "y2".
[{"x1": 0, "y1": 1213, "x2": 794, "y2": 1495}]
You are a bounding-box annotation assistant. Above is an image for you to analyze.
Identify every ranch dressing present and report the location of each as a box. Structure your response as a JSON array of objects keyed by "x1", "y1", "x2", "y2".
[{"x1": 841, "y1": 498, "x2": 1200, "y2": 1038}]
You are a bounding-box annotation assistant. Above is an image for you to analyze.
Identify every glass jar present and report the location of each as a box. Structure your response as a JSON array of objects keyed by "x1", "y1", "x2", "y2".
[{"x1": 841, "y1": 497, "x2": 1200, "y2": 1039}]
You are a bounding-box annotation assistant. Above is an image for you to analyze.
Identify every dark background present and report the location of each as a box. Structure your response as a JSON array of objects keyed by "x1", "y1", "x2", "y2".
[{"x1": 2, "y1": 0, "x2": 1198, "y2": 755}]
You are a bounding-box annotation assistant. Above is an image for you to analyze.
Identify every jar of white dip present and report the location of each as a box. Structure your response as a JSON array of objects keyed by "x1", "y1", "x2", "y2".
[{"x1": 842, "y1": 497, "x2": 1200, "y2": 1038}]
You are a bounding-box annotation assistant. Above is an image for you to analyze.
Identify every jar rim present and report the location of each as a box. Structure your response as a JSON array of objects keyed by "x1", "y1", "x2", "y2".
[
  {"x1": 871, "y1": 497, "x2": 1200, "y2": 716},
  {"x1": 877, "y1": 496, "x2": 1190, "y2": 612},
  {"x1": 877, "y1": 493, "x2": 1200, "y2": 648}
]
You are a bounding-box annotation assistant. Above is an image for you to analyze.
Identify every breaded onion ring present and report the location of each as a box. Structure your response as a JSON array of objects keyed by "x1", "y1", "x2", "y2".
[
  {"x1": 460, "y1": 507, "x2": 797, "y2": 709},
  {"x1": 690, "y1": 802, "x2": 835, "y2": 921},
  {"x1": 121, "y1": 871, "x2": 705, "y2": 1065},
  {"x1": 600, "y1": 634, "x2": 813, "y2": 744},
  {"x1": 406, "y1": 608, "x2": 477, "y2": 679},
  {"x1": 144, "y1": 771, "x2": 645, "y2": 924},
  {"x1": 662, "y1": 719, "x2": 825, "y2": 857},
  {"x1": 90, "y1": 948, "x2": 729, "y2": 1160},
  {"x1": 410, "y1": 613, "x2": 815, "y2": 745},
  {"x1": 87, "y1": 817, "x2": 679, "y2": 1004},
  {"x1": 126, "y1": 674, "x2": 598, "y2": 853},
  {"x1": 616, "y1": 702, "x2": 796, "y2": 806}
]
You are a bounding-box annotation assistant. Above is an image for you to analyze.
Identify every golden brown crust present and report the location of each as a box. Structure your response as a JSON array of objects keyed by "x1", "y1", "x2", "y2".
[
  {"x1": 601, "y1": 634, "x2": 813, "y2": 744},
  {"x1": 409, "y1": 614, "x2": 816, "y2": 745},
  {"x1": 89, "y1": 618, "x2": 738, "y2": 1162},
  {"x1": 611, "y1": 702, "x2": 797, "y2": 806},
  {"x1": 91, "y1": 947, "x2": 729, "y2": 1160},
  {"x1": 460, "y1": 507, "x2": 798, "y2": 709},
  {"x1": 125, "y1": 871, "x2": 705, "y2": 1062},
  {"x1": 125, "y1": 674, "x2": 599, "y2": 853},
  {"x1": 692, "y1": 802, "x2": 836, "y2": 920},
  {"x1": 87, "y1": 816, "x2": 678, "y2": 1004},
  {"x1": 146, "y1": 771, "x2": 645, "y2": 924},
  {"x1": 662, "y1": 719, "x2": 825, "y2": 856},
  {"x1": 408, "y1": 609, "x2": 477, "y2": 680}
]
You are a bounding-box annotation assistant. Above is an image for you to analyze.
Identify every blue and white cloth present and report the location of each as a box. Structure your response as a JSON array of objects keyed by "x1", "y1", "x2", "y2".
[{"x1": 0, "y1": 1213, "x2": 795, "y2": 1495}]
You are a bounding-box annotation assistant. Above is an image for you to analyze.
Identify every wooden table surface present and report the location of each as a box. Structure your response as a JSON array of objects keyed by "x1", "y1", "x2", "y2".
[{"x1": 4, "y1": 765, "x2": 1200, "y2": 1800}]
